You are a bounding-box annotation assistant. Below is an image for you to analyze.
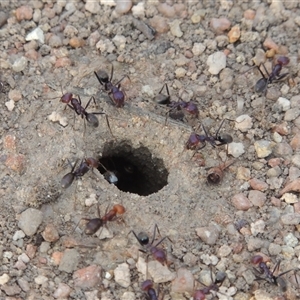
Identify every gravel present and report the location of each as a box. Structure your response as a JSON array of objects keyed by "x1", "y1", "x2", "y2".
[{"x1": 1, "y1": 1, "x2": 300, "y2": 299}]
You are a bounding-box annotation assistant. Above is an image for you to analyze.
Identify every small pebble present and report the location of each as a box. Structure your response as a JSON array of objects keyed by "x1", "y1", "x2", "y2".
[
  {"x1": 249, "y1": 190, "x2": 265, "y2": 208},
  {"x1": 292, "y1": 154, "x2": 300, "y2": 168},
  {"x1": 3, "y1": 135, "x2": 17, "y2": 151},
  {"x1": 69, "y1": 37, "x2": 85, "y2": 48},
  {"x1": 58, "y1": 249, "x2": 80, "y2": 273},
  {"x1": 115, "y1": 0, "x2": 132, "y2": 15},
  {"x1": 35, "y1": 275, "x2": 48, "y2": 285},
  {"x1": 235, "y1": 115, "x2": 253, "y2": 132},
  {"x1": 244, "y1": 9, "x2": 255, "y2": 20},
  {"x1": 0, "y1": 274, "x2": 10, "y2": 285},
  {"x1": 231, "y1": 193, "x2": 252, "y2": 211},
  {"x1": 5, "y1": 99, "x2": 15, "y2": 111},
  {"x1": 195, "y1": 225, "x2": 220, "y2": 245},
  {"x1": 281, "y1": 245, "x2": 294, "y2": 258},
  {"x1": 236, "y1": 167, "x2": 251, "y2": 181},
  {"x1": 281, "y1": 213, "x2": 300, "y2": 225},
  {"x1": 112, "y1": 35, "x2": 126, "y2": 50},
  {"x1": 85, "y1": 0, "x2": 101, "y2": 14},
  {"x1": 171, "y1": 268, "x2": 194, "y2": 293},
  {"x1": 42, "y1": 223, "x2": 59, "y2": 242},
  {"x1": 55, "y1": 57, "x2": 72, "y2": 68},
  {"x1": 48, "y1": 35, "x2": 63, "y2": 48},
  {"x1": 48, "y1": 111, "x2": 68, "y2": 127},
  {"x1": 169, "y1": 20, "x2": 183, "y2": 37},
  {"x1": 284, "y1": 232, "x2": 298, "y2": 247},
  {"x1": 132, "y1": 2, "x2": 144, "y2": 18},
  {"x1": 277, "y1": 97, "x2": 290, "y2": 111},
  {"x1": 250, "y1": 220, "x2": 265, "y2": 236},
  {"x1": 18, "y1": 209, "x2": 43, "y2": 236},
  {"x1": 25, "y1": 27, "x2": 44, "y2": 44},
  {"x1": 207, "y1": 51, "x2": 226, "y2": 75},
  {"x1": 157, "y1": 3, "x2": 176, "y2": 18},
  {"x1": 13, "y1": 230, "x2": 25, "y2": 241},
  {"x1": 175, "y1": 67, "x2": 186, "y2": 78},
  {"x1": 249, "y1": 178, "x2": 268, "y2": 191},
  {"x1": 149, "y1": 16, "x2": 169, "y2": 33},
  {"x1": 114, "y1": 263, "x2": 131, "y2": 288},
  {"x1": 148, "y1": 260, "x2": 176, "y2": 283},
  {"x1": 254, "y1": 140, "x2": 273, "y2": 158},
  {"x1": 121, "y1": 292, "x2": 135, "y2": 300},
  {"x1": 284, "y1": 108, "x2": 300, "y2": 121},
  {"x1": 263, "y1": 37, "x2": 279, "y2": 51},
  {"x1": 218, "y1": 245, "x2": 232, "y2": 257},
  {"x1": 12, "y1": 57, "x2": 28, "y2": 72},
  {"x1": 228, "y1": 25, "x2": 240, "y2": 43},
  {"x1": 53, "y1": 283, "x2": 71, "y2": 299},
  {"x1": 192, "y1": 43, "x2": 206, "y2": 56},
  {"x1": 73, "y1": 265, "x2": 102, "y2": 289},
  {"x1": 5, "y1": 154, "x2": 26, "y2": 173},
  {"x1": 227, "y1": 142, "x2": 245, "y2": 158},
  {"x1": 15, "y1": 5, "x2": 33, "y2": 21},
  {"x1": 210, "y1": 17, "x2": 231, "y2": 34},
  {"x1": 290, "y1": 133, "x2": 300, "y2": 150}
]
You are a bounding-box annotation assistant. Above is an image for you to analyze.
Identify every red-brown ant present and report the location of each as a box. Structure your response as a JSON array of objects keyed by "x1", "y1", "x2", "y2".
[
  {"x1": 141, "y1": 279, "x2": 159, "y2": 300},
  {"x1": 251, "y1": 255, "x2": 297, "y2": 292},
  {"x1": 76, "y1": 204, "x2": 126, "y2": 235},
  {"x1": 186, "y1": 119, "x2": 233, "y2": 151},
  {"x1": 193, "y1": 270, "x2": 226, "y2": 300},
  {"x1": 255, "y1": 56, "x2": 290, "y2": 94},
  {"x1": 61, "y1": 157, "x2": 99, "y2": 189},
  {"x1": 155, "y1": 84, "x2": 199, "y2": 124},
  {"x1": 94, "y1": 65, "x2": 130, "y2": 108},
  {"x1": 60, "y1": 93, "x2": 107, "y2": 127},
  {"x1": 129, "y1": 224, "x2": 171, "y2": 266}
]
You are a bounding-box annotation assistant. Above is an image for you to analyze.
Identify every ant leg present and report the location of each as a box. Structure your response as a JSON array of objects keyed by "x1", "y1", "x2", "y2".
[
  {"x1": 271, "y1": 260, "x2": 281, "y2": 276},
  {"x1": 94, "y1": 71, "x2": 105, "y2": 86},
  {"x1": 84, "y1": 96, "x2": 94, "y2": 110},
  {"x1": 110, "y1": 64, "x2": 114, "y2": 82},
  {"x1": 115, "y1": 75, "x2": 131, "y2": 86},
  {"x1": 214, "y1": 119, "x2": 227, "y2": 139}
]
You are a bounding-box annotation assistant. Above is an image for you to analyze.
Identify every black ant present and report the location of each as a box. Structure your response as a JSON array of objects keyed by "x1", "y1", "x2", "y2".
[
  {"x1": 61, "y1": 157, "x2": 99, "y2": 189},
  {"x1": 75, "y1": 204, "x2": 126, "y2": 235},
  {"x1": 186, "y1": 119, "x2": 233, "y2": 151},
  {"x1": 255, "y1": 56, "x2": 290, "y2": 94},
  {"x1": 193, "y1": 270, "x2": 227, "y2": 300},
  {"x1": 129, "y1": 224, "x2": 171, "y2": 266},
  {"x1": 155, "y1": 83, "x2": 199, "y2": 124},
  {"x1": 60, "y1": 93, "x2": 107, "y2": 127},
  {"x1": 251, "y1": 255, "x2": 297, "y2": 292},
  {"x1": 141, "y1": 279, "x2": 160, "y2": 300},
  {"x1": 94, "y1": 65, "x2": 130, "y2": 108}
]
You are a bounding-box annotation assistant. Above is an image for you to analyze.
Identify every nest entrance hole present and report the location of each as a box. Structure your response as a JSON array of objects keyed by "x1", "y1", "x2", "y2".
[{"x1": 98, "y1": 141, "x2": 169, "y2": 196}]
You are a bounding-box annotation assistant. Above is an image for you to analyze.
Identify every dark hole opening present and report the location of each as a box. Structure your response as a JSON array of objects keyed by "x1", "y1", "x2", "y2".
[{"x1": 98, "y1": 141, "x2": 169, "y2": 196}]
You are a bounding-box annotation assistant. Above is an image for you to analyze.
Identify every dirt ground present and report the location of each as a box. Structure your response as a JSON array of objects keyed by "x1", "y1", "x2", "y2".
[{"x1": 1, "y1": 0, "x2": 300, "y2": 299}]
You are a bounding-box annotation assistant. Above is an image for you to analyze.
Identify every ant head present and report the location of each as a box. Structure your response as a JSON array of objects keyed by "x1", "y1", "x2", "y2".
[
  {"x1": 61, "y1": 92, "x2": 73, "y2": 103},
  {"x1": 137, "y1": 232, "x2": 149, "y2": 245}
]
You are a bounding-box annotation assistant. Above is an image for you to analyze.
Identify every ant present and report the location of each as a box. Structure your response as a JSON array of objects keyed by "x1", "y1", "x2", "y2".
[
  {"x1": 186, "y1": 119, "x2": 233, "y2": 151},
  {"x1": 155, "y1": 84, "x2": 199, "y2": 124},
  {"x1": 61, "y1": 157, "x2": 99, "y2": 189},
  {"x1": 141, "y1": 279, "x2": 160, "y2": 300},
  {"x1": 94, "y1": 65, "x2": 130, "y2": 108},
  {"x1": 193, "y1": 270, "x2": 227, "y2": 300},
  {"x1": 251, "y1": 255, "x2": 297, "y2": 292},
  {"x1": 255, "y1": 56, "x2": 290, "y2": 94},
  {"x1": 60, "y1": 92, "x2": 107, "y2": 128},
  {"x1": 75, "y1": 204, "x2": 126, "y2": 235},
  {"x1": 129, "y1": 224, "x2": 171, "y2": 266}
]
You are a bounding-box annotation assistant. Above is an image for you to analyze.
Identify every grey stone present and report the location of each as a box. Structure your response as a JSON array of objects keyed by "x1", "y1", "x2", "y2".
[{"x1": 18, "y1": 208, "x2": 43, "y2": 236}]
